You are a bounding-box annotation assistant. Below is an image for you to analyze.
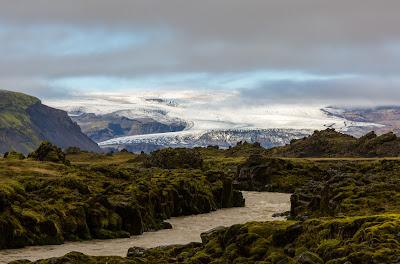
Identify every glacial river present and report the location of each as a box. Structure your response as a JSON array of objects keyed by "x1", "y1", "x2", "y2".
[{"x1": 0, "y1": 192, "x2": 291, "y2": 263}]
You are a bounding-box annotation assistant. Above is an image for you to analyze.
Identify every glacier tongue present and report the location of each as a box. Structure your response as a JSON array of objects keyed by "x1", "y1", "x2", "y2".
[
  {"x1": 98, "y1": 128, "x2": 313, "y2": 152},
  {"x1": 44, "y1": 90, "x2": 384, "y2": 152}
]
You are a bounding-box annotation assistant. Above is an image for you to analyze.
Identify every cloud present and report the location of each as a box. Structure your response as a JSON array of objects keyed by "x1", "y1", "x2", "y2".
[
  {"x1": 0, "y1": 0, "x2": 399, "y2": 104},
  {"x1": 241, "y1": 76, "x2": 400, "y2": 106}
]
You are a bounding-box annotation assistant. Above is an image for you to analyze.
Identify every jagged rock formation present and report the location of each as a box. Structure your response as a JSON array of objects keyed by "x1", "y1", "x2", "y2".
[
  {"x1": 0, "y1": 90, "x2": 100, "y2": 154},
  {"x1": 290, "y1": 159, "x2": 400, "y2": 219},
  {"x1": 234, "y1": 153, "x2": 400, "y2": 220},
  {"x1": 267, "y1": 128, "x2": 400, "y2": 157},
  {"x1": 235, "y1": 155, "x2": 324, "y2": 192},
  {"x1": 17, "y1": 214, "x2": 400, "y2": 264},
  {"x1": 143, "y1": 148, "x2": 203, "y2": 169},
  {"x1": 27, "y1": 141, "x2": 68, "y2": 164},
  {"x1": 0, "y1": 146, "x2": 244, "y2": 250}
]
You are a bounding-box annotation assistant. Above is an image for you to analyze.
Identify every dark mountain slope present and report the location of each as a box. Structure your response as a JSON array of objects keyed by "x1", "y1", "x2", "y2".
[
  {"x1": 0, "y1": 90, "x2": 100, "y2": 154},
  {"x1": 71, "y1": 112, "x2": 186, "y2": 142}
]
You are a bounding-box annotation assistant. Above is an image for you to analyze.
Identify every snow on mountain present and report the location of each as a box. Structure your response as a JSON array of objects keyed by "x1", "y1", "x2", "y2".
[
  {"x1": 98, "y1": 128, "x2": 312, "y2": 152},
  {"x1": 45, "y1": 90, "x2": 384, "y2": 151}
]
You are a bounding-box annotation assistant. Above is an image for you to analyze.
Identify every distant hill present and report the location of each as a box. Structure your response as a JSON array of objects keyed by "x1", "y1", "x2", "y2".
[
  {"x1": 0, "y1": 90, "x2": 100, "y2": 154},
  {"x1": 71, "y1": 112, "x2": 187, "y2": 143},
  {"x1": 323, "y1": 106, "x2": 400, "y2": 136},
  {"x1": 266, "y1": 128, "x2": 400, "y2": 157}
]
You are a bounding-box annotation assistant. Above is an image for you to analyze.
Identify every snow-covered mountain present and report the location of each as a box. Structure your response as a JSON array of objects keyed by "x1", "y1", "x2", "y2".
[
  {"x1": 98, "y1": 128, "x2": 312, "y2": 152},
  {"x1": 322, "y1": 106, "x2": 400, "y2": 137},
  {"x1": 45, "y1": 90, "x2": 384, "y2": 152}
]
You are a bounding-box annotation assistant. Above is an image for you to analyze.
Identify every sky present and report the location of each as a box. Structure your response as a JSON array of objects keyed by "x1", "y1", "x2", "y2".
[{"x1": 1, "y1": 0, "x2": 400, "y2": 105}]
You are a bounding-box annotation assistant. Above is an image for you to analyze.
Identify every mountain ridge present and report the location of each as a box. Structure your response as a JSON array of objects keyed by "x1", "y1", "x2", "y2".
[{"x1": 0, "y1": 90, "x2": 100, "y2": 154}]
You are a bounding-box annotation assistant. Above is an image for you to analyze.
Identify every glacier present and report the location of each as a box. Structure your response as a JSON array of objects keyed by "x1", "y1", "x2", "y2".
[{"x1": 45, "y1": 90, "x2": 383, "y2": 152}]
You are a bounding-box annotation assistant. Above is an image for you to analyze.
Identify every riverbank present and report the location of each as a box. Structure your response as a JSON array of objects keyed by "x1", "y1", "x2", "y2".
[
  {"x1": 3, "y1": 136, "x2": 400, "y2": 263},
  {"x1": 0, "y1": 192, "x2": 291, "y2": 263},
  {"x1": 0, "y1": 146, "x2": 245, "y2": 250}
]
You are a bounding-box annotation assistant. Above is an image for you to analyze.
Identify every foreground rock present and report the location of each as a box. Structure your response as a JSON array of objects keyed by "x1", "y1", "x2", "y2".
[
  {"x1": 290, "y1": 159, "x2": 400, "y2": 219},
  {"x1": 235, "y1": 154, "x2": 400, "y2": 220},
  {"x1": 0, "y1": 147, "x2": 244, "y2": 250},
  {"x1": 12, "y1": 214, "x2": 400, "y2": 264}
]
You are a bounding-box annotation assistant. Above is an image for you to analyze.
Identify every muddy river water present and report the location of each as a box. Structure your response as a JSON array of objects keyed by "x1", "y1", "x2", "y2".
[{"x1": 0, "y1": 192, "x2": 291, "y2": 263}]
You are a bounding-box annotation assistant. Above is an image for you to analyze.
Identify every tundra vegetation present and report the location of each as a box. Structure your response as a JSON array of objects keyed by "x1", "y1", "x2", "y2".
[{"x1": 4, "y1": 129, "x2": 400, "y2": 263}]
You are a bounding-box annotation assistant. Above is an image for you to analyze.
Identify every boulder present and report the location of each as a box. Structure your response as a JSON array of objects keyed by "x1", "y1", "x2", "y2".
[
  {"x1": 127, "y1": 246, "x2": 147, "y2": 257},
  {"x1": 200, "y1": 226, "x2": 225, "y2": 244}
]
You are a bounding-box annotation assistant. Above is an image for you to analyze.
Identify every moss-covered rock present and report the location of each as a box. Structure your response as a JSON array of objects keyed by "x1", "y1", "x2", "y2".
[
  {"x1": 144, "y1": 148, "x2": 203, "y2": 169},
  {"x1": 266, "y1": 128, "x2": 400, "y2": 157},
  {"x1": 0, "y1": 151, "x2": 244, "y2": 250},
  {"x1": 25, "y1": 214, "x2": 400, "y2": 263},
  {"x1": 4, "y1": 136, "x2": 400, "y2": 263},
  {"x1": 289, "y1": 160, "x2": 400, "y2": 218},
  {"x1": 27, "y1": 141, "x2": 68, "y2": 164},
  {"x1": 3, "y1": 151, "x2": 25, "y2": 160},
  {"x1": 235, "y1": 155, "x2": 322, "y2": 193}
]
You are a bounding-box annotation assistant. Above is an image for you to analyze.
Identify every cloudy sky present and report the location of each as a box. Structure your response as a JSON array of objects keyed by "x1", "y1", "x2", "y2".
[{"x1": 1, "y1": 0, "x2": 400, "y2": 105}]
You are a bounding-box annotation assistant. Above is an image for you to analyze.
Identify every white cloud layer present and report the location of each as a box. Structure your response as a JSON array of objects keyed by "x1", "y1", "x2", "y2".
[{"x1": 0, "y1": 0, "x2": 399, "y2": 105}]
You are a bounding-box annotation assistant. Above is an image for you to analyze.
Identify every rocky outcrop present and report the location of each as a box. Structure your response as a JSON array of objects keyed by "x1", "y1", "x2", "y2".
[
  {"x1": 235, "y1": 154, "x2": 400, "y2": 219},
  {"x1": 235, "y1": 155, "x2": 322, "y2": 193},
  {"x1": 267, "y1": 128, "x2": 400, "y2": 157},
  {"x1": 236, "y1": 155, "x2": 292, "y2": 191},
  {"x1": 0, "y1": 90, "x2": 100, "y2": 154},
  {"x1": 18, "y1": 214, "x2": 400, "y2": 264},
  {"x1": 27, "y1": 141, "x2": 68, "y2": 164},
  {"x1": 290, "y1": 160, "x2": 400, "y2": 218},
  {"x1": 0, "y1": 148, "x2": 244, "y2": 249},
  {"x1": 144, "y1": 147, "x2": 204, "y2": 169}
]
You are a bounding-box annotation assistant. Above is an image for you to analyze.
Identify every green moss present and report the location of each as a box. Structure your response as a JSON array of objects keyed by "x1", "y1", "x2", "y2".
[
  {"x1": 28, "y1": 141, "x2": 69, "y2": 164},
  {"x1": 36, "y1": 214, "x2": 398, "y2": 263},
  {"x1": 3, "y1": 135, "x2": 400, "y2": 263},
  {"x1": 20, "y1": 209, "x2": 45, "y2": 223},
  {"x1": 144, "y1": 147, "x2": 203, "y2": 169},
  {"x1": 4, "y1": 151, "x2": 25, "y2": 160},
  {"x1": 0, "y1": 90, "x2": 39, "y2": 110},
  {"x1": 0, "y1": 149, "x2": 244, "y2": 250}
]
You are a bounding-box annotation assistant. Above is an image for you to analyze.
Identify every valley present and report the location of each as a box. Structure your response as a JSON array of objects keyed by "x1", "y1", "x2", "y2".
[{"x1": 1, "y1": 129, "x2": 400, "y2": 263}]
